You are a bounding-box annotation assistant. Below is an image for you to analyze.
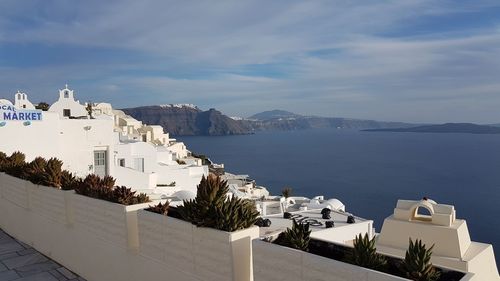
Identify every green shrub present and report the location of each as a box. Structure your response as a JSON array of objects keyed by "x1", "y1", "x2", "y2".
[
  {"x1": 349, "y1": 233, "x2": 387, "y2": 270},
  {"x1": 177, "y1": 175, "x2": 259, "y2": 232},
  {"x1": 275, "y1": 219, "x2": 311, "y2": 251},
  {"x1": 401, "y1": 239, "x2": 440, "y2": 281}
]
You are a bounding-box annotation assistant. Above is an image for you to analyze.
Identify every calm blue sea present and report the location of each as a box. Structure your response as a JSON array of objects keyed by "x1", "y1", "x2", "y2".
[{"x1": 178, "y1": 129, "x2": 500, "y2": 263}]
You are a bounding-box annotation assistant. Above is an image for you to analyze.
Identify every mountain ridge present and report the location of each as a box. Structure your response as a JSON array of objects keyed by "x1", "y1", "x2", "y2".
[
  {"x1": 363, "y1": 123, "x2": 500, "y2": 134},
  {"x1": 120, "y1": 106, "x2": 431, "y2": 136}
]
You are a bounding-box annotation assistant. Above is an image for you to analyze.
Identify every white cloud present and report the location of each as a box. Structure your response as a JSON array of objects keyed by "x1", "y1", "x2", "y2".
[{"x1": 0, "y1": 1, "x2": 500, "y2": 123}]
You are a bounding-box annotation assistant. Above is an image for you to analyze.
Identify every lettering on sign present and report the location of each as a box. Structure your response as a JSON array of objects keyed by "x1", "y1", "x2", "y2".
[{"x1": 0, "y1": 103, "x2": 43, "y2": 122}]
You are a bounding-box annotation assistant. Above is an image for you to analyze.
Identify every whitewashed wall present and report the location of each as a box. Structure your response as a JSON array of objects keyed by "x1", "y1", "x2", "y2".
[
  {"x1": 0, "y1": 112, "x2": 115, "y2": 177},
  {"x1": 0, "y1": 173, "x2": 256, "y2": 281},
  {"x1": 114, "y1": 165, "x2": 157, "y2": 189},
  {"x1": 156, "y1": 164, "x2": 208, "y2": 194},
  {"x1": 252, "y1": 240, "x2": 475, "y2": 281}
]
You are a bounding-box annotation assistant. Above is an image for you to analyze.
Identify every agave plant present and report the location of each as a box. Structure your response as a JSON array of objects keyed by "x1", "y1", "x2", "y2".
[
  {"x1": 134, "y1": 192, "x2": 150, "y2": 204},
  {"x1": 40, "y1": 158, "x2": 63, "y2": 188},
  {"x1": 24, "y1": 157, "x2": 48, "y2": 184},
  {"x1": 61, "y1": 170, "x2": 78, "y2": 190},
  {"x1": 4, "y1": 151, "x2": 27, "y2": 177},
  {"x1": 349, "y1": 233, "x2": 387, "y2": 270},
  {"x1": 177, "y1": 175, "x2": 259, "y2": 232},
  {"x1": 276, "y1": 219, "x2": 311, "y2": 251},
  {"x1": 75, "y1": 174, "x2": 113, "y2": 198},
  {"x1": 111, "y1": 186, "x2": 136, "y2": 205},
  {"x1": 146, "y1": 201, "x2": 170, "y2": 215},
  {"x1": 281, "y1": 187, "x2": 292, "y2": 198},
  {"x1": 213, "y1": 197, "x2": 259, "y2": 232},
  {"x1": 401, "y1": 239, "x2": 440, "y2": 281},
  {"x1": 101, "y1": 175, "x2": 116, "y2": 189}
]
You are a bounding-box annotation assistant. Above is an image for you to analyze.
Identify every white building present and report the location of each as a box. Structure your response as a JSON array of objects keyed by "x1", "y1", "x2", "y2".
[
  {"x1": 377, "y1": 198, "x2": 500, "y2": 280},
  {"x1": 48, "y1": 85, "x2": 88, "y2": 118},
  {"x1": 0, "y1": 86, "x2": 208, "y2": 196},
  {"x1": 14, "y1": 91, "x2": 35, "y2": 109}
]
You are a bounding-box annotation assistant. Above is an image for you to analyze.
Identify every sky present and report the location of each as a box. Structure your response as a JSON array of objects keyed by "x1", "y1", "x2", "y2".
[{"x1": 0, "y1": 1, "x2": 500, "y2": 123}]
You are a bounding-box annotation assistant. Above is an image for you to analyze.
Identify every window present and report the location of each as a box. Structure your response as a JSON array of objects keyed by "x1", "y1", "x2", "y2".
[
  {"x1": 64, "y1": 90, "x2": 69, "y2": 98},
  {"x1": 118, "y1": 158, "x2": 125, "y2": 167},
  {"x1": 22, "y1": 105, "x2": 26, "y2": 108},
  {"x1": 63, "y1": 109, "x2": 71, "y2": 117}
]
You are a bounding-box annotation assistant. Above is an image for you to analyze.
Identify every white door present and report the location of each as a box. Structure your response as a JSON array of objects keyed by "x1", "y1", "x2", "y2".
[{"x1": 94, "y1": 150, "x2": 107, "y2": 177}]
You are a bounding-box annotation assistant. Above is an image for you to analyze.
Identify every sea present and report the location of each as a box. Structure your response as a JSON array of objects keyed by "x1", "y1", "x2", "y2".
[{"x1": 178, "y1": 128, "x2": 500, "y2": 263}]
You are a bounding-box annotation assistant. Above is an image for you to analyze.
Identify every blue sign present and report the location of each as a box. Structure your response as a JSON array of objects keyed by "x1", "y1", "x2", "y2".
[{"x1": 0, "y1": 103, "x2": 43, "y2": 122}]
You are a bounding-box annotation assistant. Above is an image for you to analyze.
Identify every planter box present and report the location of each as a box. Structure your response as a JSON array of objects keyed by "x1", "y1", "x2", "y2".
[
  {"x1": 30, "y1": 185, "x2": 72, "y2": 224},
  {"x1": 138, "y1": 213, "x2": 258, "y2": 281},
  {"x1": 138, "y1": 209, "x2": 168, "y2": 261},
  {"x1": 70, "y1": 193, "x2": 149, "y2": 249},
  {"x1": 253, "y1": 240, "x2": 412, "y2": 281},
  {"x1": 193, "y1": 224, "x2": 259, "y2": 281},
  {"x1": 0, "y1": 172, "x2": 31, "y2": 208}
]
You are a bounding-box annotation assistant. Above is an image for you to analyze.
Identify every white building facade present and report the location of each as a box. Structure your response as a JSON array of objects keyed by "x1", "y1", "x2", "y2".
[{"x1": 0, "y1": 86, "x2": 208, "y2": 196}]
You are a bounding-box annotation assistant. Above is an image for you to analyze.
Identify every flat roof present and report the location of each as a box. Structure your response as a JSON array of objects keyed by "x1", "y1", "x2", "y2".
[{"x1": 259, "y1": 209, "x2": 370, "y2": 239}]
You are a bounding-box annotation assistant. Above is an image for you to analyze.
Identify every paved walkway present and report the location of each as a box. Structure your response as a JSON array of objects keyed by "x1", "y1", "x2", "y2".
[{"x1": 0, "y1": 229, "x2": 85, "y2": 281}]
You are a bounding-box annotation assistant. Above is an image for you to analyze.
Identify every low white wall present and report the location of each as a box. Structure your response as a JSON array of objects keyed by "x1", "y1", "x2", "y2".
[
  {"x1": 0, "y1": 173, "x2": 256, "y2": 281},
  {"x1": 137, "y1": 210, "x2": 258, "y2": 281},
  {"x1": 253, "y1": 239, "x2": 476, "y2": 281},
  {"x1": 155, "y1": 164, "x2": 208, "y2": 194},
  {"x1": 310, "y1": 220, "x2": 373, "y2": 244},
  {"x1": 113, "y1": 165, "x2": 157, "y2": 190}
]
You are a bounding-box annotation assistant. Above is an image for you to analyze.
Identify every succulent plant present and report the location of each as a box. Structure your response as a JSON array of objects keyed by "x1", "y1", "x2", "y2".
[
  {"x1": 134, "y1": 193, "x2": 150, "y2": 204},
  {"x1": 281, "y1": 187, "x2": 292, "y2": 198},
  {"x1": 111, "y1": 186, "x2": 136, "y2": 205},
  {"x1": 401, "y1": 239, "x2": 440, "y2": 281},
  {"x1": 3, "y1": 151, "x2": 27, "y2": 177},
  {"x1": 177, "y1": 175, "x2": 259, "y2": 232},
  {"x1": 349, "y1": 233, "x2": 387, "y2": 270},
  {"x1": 74, "y1": 174, "x2": 149, "y2": 205},
  {"x1": 25, "y1": 157, "x2": 48, "y2": 184},
  {"x1": 61, "y1": 170, "x2": 78, "y2": 190},
  {"x1": 75, "y1": 174, "x2": 111, "y2": 198},
  {"x1": 276, "y1": 219, "x2": 311, "y2": 251},
  {"x1": 41, "y1": 158, "x2": 63, "y2": 188},
  {"x1": 146, "y1": 201, "x2": 170, "y2": 215},
  {"x1": 102, "y1": 175, "x2": 116, "y2": 189}
]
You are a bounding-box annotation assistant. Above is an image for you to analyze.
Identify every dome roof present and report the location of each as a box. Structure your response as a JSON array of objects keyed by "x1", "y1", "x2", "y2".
[
  {"x1": 0, "y1": 99, "x2": 13, "y2": 106},
  {"x1": 325, "y1": 198, "x2": 345, "y2": 211},
  {"x1": 172, "y1": 190, "x2": 196, "y2": 201}
]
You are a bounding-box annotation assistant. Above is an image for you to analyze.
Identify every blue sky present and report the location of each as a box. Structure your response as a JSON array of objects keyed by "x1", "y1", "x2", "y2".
[{"x1": 1, "y1": 0, "x2": 500, "y2": 123}]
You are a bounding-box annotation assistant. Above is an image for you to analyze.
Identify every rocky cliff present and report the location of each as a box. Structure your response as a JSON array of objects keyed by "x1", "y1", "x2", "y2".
[
  {"x1": 121, "y1": 105, "x2": 253, "y2": 136},
  {"x1": 121, "y1": 106, "x2": 415, "y2": 136}
]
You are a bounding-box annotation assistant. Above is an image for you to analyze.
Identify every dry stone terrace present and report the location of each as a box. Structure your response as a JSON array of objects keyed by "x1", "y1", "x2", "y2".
[{"x1": 0, "y1": 229, "x2": 85, "y2": 281}]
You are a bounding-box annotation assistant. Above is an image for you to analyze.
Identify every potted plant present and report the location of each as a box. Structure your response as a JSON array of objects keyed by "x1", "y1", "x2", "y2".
[
  {"x1": 142, "y1": 175, "x2": 260, "y2": 281},
  {"x1": 70, "y1": 174, "x2": 151, "y2": 250}
]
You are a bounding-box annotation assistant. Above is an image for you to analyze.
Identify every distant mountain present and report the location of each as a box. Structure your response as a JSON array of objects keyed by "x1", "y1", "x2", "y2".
[
  {"x1": 248, "y1": 110, "x2": 415, "y2": 131},
  {"x1": 249, "y1": 110, "x2": 301, "y2": 120},
  {"x1": 363, "y1": 123, "x2": 500, "y2": 134},
  {"x1": 121, "y1": 106, "x2": 419, "y2": 136},
  {"x1": 122, "y1": 105, "x2": 253, "y2": 136}
]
